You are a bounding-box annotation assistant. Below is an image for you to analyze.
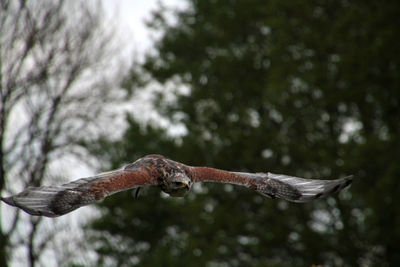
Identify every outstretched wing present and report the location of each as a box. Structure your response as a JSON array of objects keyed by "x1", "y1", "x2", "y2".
[
  {"x1": 194, "y1": 167, "x2": 352, "y2": 202},
  {"x1": 1, "y1": 166, "x2": 155, "y2": 217}
]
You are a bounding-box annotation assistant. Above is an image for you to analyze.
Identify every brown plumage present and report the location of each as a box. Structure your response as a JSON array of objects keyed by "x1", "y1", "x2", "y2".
[{"x1": 1, "y1": 154, "x2": 353, "y2": 217}]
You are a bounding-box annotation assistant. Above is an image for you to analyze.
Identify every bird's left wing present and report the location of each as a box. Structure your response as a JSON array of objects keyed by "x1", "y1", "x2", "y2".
[
  {"x1": 1, "y1": 166, "x2": 155, "y2": 217},
  {"x1": 193, "y1": 167, "x2": 352, "y2": 202}
]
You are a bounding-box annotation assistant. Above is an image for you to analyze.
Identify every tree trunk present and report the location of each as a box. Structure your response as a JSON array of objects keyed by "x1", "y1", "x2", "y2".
[{"x1": 0, "y1": 119, "x2": 8, "y2": 267}]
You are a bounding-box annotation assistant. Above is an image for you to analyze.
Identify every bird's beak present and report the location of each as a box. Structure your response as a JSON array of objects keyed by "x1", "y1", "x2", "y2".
[{"x1": 183, "y1": 181, "x2": 190, "y2": 188}]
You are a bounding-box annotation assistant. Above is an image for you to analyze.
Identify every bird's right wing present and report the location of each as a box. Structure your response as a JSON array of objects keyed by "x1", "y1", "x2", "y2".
[{"x1": 1, "y1": 166, "x2": 155, "y2": 217}]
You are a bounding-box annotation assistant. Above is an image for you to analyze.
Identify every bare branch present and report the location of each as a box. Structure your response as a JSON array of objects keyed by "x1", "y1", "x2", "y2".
[{"x1": 0, "y1": 1, "x2": 127, "y2": 266}]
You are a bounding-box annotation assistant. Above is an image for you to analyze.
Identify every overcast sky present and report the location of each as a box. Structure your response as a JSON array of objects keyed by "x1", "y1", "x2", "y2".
[{"x1": 102, "y1": 0, "x2": 187, "y2": 58}]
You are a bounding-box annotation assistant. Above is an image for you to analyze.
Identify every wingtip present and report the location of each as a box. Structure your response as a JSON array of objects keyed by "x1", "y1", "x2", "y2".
[
  {"x1": 284, "y1": 174, "x2": 354, "y2": 203},
  {"x1": 1, "y1": 196, "x2": 14, "y2": 206},
  {"x1": 328, "y1": 175, "x2": 353, "y2": 196},
  {"x1": 341, "y1": 175, "x2": 354, "y2": 188},
  {"x1": 0, "y1": 194, "x2": 60, "y2": 217}
]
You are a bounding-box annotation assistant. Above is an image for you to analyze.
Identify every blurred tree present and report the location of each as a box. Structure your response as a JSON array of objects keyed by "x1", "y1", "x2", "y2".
[
  {"x1": 0, "y1": 0, "x2": 125, "y2": 266},
  {"x1": 87, "y1": 0, "x2": 399, "y2": 266}
]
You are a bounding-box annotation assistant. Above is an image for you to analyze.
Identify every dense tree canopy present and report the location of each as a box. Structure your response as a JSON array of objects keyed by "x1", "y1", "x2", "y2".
[{"x1": 86, "y1": 0, "x2": 399, "y2": 266}]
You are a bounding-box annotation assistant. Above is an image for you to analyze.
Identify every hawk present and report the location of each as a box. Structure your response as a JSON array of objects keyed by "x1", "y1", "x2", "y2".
[{"x1": 1, "y1": 154, "x2": 352, "y2": 217}]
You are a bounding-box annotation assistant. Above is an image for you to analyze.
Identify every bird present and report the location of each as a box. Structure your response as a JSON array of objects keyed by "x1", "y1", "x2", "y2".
[{"x1": 0, "y1": 154, "x2": 353, "y2": 217}]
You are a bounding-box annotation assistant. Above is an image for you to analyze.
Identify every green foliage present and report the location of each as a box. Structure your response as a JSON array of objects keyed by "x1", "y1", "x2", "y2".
[{"x1": 87, "y1": 0, "x2": 400, "y2": 266}]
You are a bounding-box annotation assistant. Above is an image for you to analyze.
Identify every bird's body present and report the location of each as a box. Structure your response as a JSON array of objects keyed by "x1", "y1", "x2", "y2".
[{"x1": 1, "y1": 154, "x2": 353, "y2": 217}]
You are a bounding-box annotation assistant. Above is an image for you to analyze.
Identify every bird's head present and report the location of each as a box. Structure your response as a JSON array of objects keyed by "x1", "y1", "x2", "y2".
[{"x1": 163, "y1": 173, "x2": 192, "y2": 197}]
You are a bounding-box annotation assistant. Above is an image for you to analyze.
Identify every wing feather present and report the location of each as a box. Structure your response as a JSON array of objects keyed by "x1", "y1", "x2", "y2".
[
  {"x1": 194, "y1": 167, "x2": 353, "y2": 202},
  {"x1": 1, "y1": 167, "x2": 154, "y2": 217}
]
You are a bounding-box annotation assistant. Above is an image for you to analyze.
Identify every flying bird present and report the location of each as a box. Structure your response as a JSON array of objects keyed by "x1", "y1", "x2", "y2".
[{"x1": 1, "y1": 154, "x2": 352, "y2": 217}]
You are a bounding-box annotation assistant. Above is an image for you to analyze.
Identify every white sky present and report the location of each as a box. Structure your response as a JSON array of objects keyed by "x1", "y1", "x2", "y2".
[
  {"x1": 102, "y1": 0, "x2": 187, "y2": 59},
  {"x1": 100, "y1": 0, "x2": 190, "y2": 138}
]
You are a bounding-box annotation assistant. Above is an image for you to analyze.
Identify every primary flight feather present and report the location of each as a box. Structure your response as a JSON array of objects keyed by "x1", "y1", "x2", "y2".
[{"x1": 1, "y1": 154, "x2": 353, "y2": 217}]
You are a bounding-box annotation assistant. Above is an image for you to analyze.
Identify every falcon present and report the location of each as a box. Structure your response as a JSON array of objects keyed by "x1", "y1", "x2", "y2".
[{"x1": 1, "y1": 154, "x2": 352, "y2": 217}]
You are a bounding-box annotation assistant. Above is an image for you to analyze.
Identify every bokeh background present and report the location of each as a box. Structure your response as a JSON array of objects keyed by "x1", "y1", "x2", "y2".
[{"x1": 1, "y1": 0, "x2": 399, "y2": 266}]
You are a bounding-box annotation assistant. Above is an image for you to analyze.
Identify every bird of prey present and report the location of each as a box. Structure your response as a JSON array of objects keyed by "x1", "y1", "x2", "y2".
[{"x1": 1, "y1": 154, "x2": 353, "y2": 217}]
